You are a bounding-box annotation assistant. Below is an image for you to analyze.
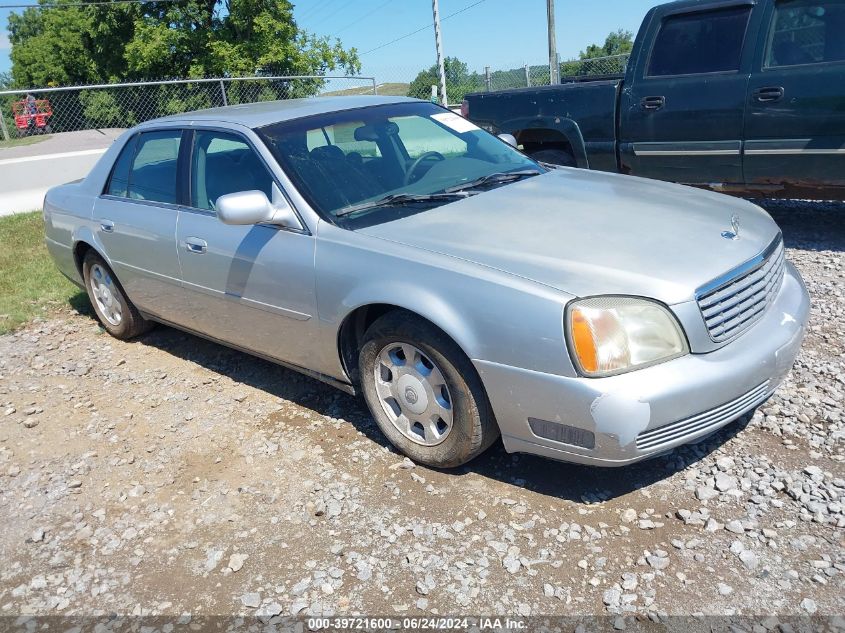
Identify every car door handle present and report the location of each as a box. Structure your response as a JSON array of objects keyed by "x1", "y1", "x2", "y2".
[
  {"x1": 641, "y1": 96, "x2": 666, "y2": 111},
  {"x1": 753, "y1": 86, "x2": 784, "y2": 103},
  {"x1": 184, "y1": 237, "x2": 207, "y2": 254},
  {"x1": 99, "y1": 220, "x2": 114, "y2": 233}
]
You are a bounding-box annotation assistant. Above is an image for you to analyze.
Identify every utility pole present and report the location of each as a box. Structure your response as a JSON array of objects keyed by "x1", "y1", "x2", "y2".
[
  {"x1": 547, "y1": 0, "x2": 559, "y2": 84},
  {"x1": 432, "y1": 0, "x2": 448, "y2": 106}
]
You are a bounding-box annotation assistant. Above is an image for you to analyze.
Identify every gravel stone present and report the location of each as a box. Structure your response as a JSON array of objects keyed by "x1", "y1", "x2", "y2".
[
  {"x1": 0, "y1": 201, "x2": 842, "y2": 618},
  {"x1": 240, "y1": 593, "x2": 261, "y2": 609}
]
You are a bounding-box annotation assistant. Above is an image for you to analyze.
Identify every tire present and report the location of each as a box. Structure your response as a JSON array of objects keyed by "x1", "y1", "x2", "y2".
[
  {"x1": 530, "y1": 148, "x2": 576, "y2": 167},
  {"x1": 43, "y1": 125, "x2": 52, "y2": 134},
  {"x1": 82, "y1": 251, "x2": 153, "y2": 340},
  {"x1": 358, "y1": 310, "x2": 499, "y2": 468}
]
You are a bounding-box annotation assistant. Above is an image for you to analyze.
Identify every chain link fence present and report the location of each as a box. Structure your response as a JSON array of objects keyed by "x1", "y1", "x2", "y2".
[
  {"x1": 386, "y1": 54, "x2": 630, "y2": 107},
  {"x1": 0, "y1": 56, "x2": 628, "y2": 141},
  {"x1": 0, "y1": 75, "x2": 376, "y2": 141},
  {"x1": 483, "y1": 54, "x2": 630, "y2": 93}
]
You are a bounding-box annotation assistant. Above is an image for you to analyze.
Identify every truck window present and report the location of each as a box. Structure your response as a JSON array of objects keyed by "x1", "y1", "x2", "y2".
[
  {"x1": 765, "y1": 1, "x2": 845, "y2": 67},
  {"x1": 647, "y1": 6, "x2": 752, "y2": 76}
]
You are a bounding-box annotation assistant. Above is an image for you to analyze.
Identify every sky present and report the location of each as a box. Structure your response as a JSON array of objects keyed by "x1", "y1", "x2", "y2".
[{"x1": 0, "y1": 0, "x2": 665, "y2": 83}]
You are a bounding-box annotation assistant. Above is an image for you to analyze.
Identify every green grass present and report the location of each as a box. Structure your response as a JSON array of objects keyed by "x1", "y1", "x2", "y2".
[
  {"x1": 322, "y1": 82, "x2": 410, "y2": 97},
  {"x1": 0, "y1": 134, "x2": 51, "y2": 150},
  {"x1": 0, "y1": 211, "x2": 85, "y2": 334}
]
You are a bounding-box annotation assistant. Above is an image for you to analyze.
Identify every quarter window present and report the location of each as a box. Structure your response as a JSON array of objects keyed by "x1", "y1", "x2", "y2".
[
  {"x1": 648, "y1": 7, "x2": 752, "y2": 76},
  {"x1": 106, "y1": 135, "x2": 137, "y2": 198},
  {"x1": 190, "y1": 131, "x2": 275, "y2": 211},
  {"x1": 765, "y1": 0, "x2": 845, "y2": 67}
]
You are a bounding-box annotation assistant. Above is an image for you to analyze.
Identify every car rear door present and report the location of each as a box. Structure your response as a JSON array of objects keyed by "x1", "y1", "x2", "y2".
[
  {"x1": 744, "y1": 0, "x2": 845, "y2": 196},
  {"x1": 175, "y1": 127, "x2": 318, "y2": 368},
  {"x1": 620, "y1": 2, "x2": 761, "y2": 186},
  {"x1": 94, "y1": 128, "x2": 186, "y2": 322}
]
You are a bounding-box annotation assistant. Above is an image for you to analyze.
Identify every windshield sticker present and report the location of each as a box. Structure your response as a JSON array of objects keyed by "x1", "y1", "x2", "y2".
[{"x1": 431, "y1": 112, "x2": 480, "y2": 134}]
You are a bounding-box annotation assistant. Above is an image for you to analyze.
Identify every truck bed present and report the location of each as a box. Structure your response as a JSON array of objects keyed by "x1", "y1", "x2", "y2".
[{"x1": 464, "y1": 79, "x2": 622, "y2": 173}]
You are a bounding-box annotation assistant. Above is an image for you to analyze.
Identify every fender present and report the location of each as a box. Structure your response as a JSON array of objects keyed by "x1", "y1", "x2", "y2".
[
  {"x1": 497, "y1": 115, "x2": 589, "y2": 168},
  {"x1": 325, "y1": 280, "x2": 483, "y2": 382},
  {"x1": 71, "y1": 224, "x2": 114, "y2": 274}
]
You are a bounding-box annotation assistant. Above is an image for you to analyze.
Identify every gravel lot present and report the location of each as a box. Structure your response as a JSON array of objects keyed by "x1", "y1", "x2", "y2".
[{"x1": 0, "y1": 201, "x2": 843, "y2": 625}]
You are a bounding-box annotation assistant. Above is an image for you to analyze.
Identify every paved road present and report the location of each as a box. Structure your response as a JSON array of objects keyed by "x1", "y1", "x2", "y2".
[{"x1": 0, "y1": 129, "x2": 124, "y2": 216}]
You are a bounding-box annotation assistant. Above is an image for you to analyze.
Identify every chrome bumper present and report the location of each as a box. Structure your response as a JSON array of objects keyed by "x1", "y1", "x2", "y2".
[{"x1": 474, "y1": 262, "x2": 810, "y2": 467}]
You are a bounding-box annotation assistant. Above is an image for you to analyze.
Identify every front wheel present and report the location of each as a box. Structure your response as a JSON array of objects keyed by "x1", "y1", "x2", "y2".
[
  {"x1": 358, "y1": 311, "x2": 499, "y2": 468},
  {"x1": 82, "y1": 251, "x2": 153, "y2": 340}
]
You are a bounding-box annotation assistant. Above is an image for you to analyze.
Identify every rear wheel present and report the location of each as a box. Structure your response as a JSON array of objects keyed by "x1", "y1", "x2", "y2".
[
  {"x1": 358, "y1": 311, "x2": 499, "y2": 468},
  {"x1": 82, "y1": 251, "x2": 152, "y2": 340},
  {"x1": 530, "y1": 148, "x2": 576, "y2": 167}
]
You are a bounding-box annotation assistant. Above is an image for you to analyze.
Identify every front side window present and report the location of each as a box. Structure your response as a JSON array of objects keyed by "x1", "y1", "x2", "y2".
[
  {"x1": 257, "y1": 102, "x2": 541, "y2": 226},
  {"x1": 648, "y1": 6, "x2": 752, "y2": 76},
  {"x1": 190, "y1": 131, "x2": 274, "y2": 212},
  {"x1": 119, "y1": 130, "x2": 183, "y2": 204},
  {"x1": 765, "y1": 0, "x2": 845, "y2": 68}
]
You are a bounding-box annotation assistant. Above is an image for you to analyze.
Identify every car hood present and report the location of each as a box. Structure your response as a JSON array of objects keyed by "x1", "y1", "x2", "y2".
[{"x1": 355, "y1": 169, "x2": 781, "y2": 305}]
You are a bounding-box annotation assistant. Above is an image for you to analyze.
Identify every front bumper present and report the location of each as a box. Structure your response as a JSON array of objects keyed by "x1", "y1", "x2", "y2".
[{"x1": 474, "y1": 262, "x2": 810, "y2": 467}]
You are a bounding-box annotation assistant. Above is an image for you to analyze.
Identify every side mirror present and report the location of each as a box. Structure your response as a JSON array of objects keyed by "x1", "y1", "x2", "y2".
[
  {"x1": 216, "y1": 183, "x2": 303, "y2": 230},
  {"x1": 497, "y1": 133, "x2": 518, "y2": 148}
]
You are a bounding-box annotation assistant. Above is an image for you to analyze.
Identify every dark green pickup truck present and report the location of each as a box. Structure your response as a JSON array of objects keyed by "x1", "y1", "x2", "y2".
[{"x1": 462, "y1": 0, "x2": 845, "y2": 200}]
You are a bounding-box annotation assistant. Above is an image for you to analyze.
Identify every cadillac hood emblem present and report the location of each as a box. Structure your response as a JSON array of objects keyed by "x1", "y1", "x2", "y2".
[{"x1": 721, "y1": 214, "x2": 740, "y2": 240}]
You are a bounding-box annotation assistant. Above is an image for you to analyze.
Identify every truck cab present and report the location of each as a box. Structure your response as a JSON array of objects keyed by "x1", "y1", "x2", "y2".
[{"x1": 464, "y1": 0, "x2": 845, "y2": 200}]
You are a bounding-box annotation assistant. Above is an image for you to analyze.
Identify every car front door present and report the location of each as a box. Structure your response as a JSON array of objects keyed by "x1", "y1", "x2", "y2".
[
  {"x1": 744, "y1": 0, "x2": 845, "y2": 196},
  {"x1": 94, "y1": 128, "x2": 186, "y2": 322},
  {"x1": 620, "y1": 3, "x2": 759, "y2": 186},
  {"x1": 175, "y1": 128, "x2": 318, "y2": 369}
]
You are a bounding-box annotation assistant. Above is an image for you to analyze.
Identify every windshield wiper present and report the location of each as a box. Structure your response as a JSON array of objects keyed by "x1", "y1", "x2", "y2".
[
  {"x1": 444, "y1": 169, "x2": 542, "y2": 194},
  {"x1": 335, "y1": 192, "x2": 471, "y2": 218}
]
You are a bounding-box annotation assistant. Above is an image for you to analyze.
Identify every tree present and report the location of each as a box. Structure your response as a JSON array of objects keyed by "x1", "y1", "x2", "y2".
[
  {"x1": 6, "y1": 0, "x2": 360, "y2": 130},
  {"x1": 580, "y1": 29, "x2": 634, "y2": 59},
  {"x1": 561, "y1": 29, "x2": 633, "y2": 77},
  {"x1": 7, "y1": 0, "x2": 360, "y2": 86},
  {"x1": 407, "y1": 57, "x2": 483, "y2": 105}
]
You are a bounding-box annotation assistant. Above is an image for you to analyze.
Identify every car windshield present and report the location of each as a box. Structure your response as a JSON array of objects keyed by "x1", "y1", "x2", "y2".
[{"x1": 257, "y1": 101, "x2": 543, "y2": 226}]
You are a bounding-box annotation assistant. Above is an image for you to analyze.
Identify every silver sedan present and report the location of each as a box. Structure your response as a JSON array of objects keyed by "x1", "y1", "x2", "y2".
[{"x1": 44, "y1": 96, "x2": 810, "y2": 468}]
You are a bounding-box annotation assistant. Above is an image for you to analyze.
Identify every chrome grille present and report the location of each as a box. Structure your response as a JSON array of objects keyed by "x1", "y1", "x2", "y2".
[
  {"x1": 636, "y1": 381, "x2": 770, "y2": 451},
  {"x1": 697, "y1": 236, "x2": 785, "y2": 343}
]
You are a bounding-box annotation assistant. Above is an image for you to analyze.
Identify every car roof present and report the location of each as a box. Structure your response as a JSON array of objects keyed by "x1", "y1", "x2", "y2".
[{"x1": 153, "y1": 95, "x2": 421, "y2": 129}]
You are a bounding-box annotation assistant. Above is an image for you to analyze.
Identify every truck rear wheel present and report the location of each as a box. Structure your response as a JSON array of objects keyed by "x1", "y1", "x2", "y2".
[{"x1": 530, "y1": 148, "x2": 576, "y2": 167}]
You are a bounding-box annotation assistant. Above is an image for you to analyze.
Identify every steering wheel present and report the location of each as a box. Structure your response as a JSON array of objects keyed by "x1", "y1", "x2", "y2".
[{"x1": 403, "y1": 151, "x2": 445, "y2": 185}]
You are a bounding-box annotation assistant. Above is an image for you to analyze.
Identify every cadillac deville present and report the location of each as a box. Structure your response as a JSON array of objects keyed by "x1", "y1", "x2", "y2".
[{"x1": 43, "y1": 96, "x2": 810, "y2": 468}]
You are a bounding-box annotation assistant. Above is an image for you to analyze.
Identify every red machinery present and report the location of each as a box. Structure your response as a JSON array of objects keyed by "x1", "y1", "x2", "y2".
[{"x1": 11, "y1": 98, "x2": 53, "y2": 135}]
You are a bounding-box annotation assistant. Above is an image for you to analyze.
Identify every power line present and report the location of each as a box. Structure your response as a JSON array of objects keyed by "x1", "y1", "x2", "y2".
[
  {"x1": 324, "y1": 0, "x2": 358, "y2": 23},
  {"x1": 359, "y1": 0, "x2": 489, "y2": 56},
  {"x1": 0, "y1": 0, "x2": 183, "y2": 7},
  {"x1": 331, "y1": 0, "x2": 392, "y2": 37},
  {"x1": 298, "y1": 0, "x2": 336, "y2": 22}
]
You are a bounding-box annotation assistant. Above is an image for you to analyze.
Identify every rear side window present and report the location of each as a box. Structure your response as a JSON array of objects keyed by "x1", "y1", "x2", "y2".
[
  {"x1": 121, "y1": 130, "x2": 182, "y2": 204},
  {"x1": 648, "y1": 6, "x2": 752, "y2": 76},
  {"x1": 765, "y1": 0, "x2": 845, "y2": 67}
]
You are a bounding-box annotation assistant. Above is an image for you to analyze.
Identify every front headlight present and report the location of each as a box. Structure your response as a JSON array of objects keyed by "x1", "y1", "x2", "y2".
[{"x1": 566, "y1": 296, "x2": 688, "y2": 377}]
